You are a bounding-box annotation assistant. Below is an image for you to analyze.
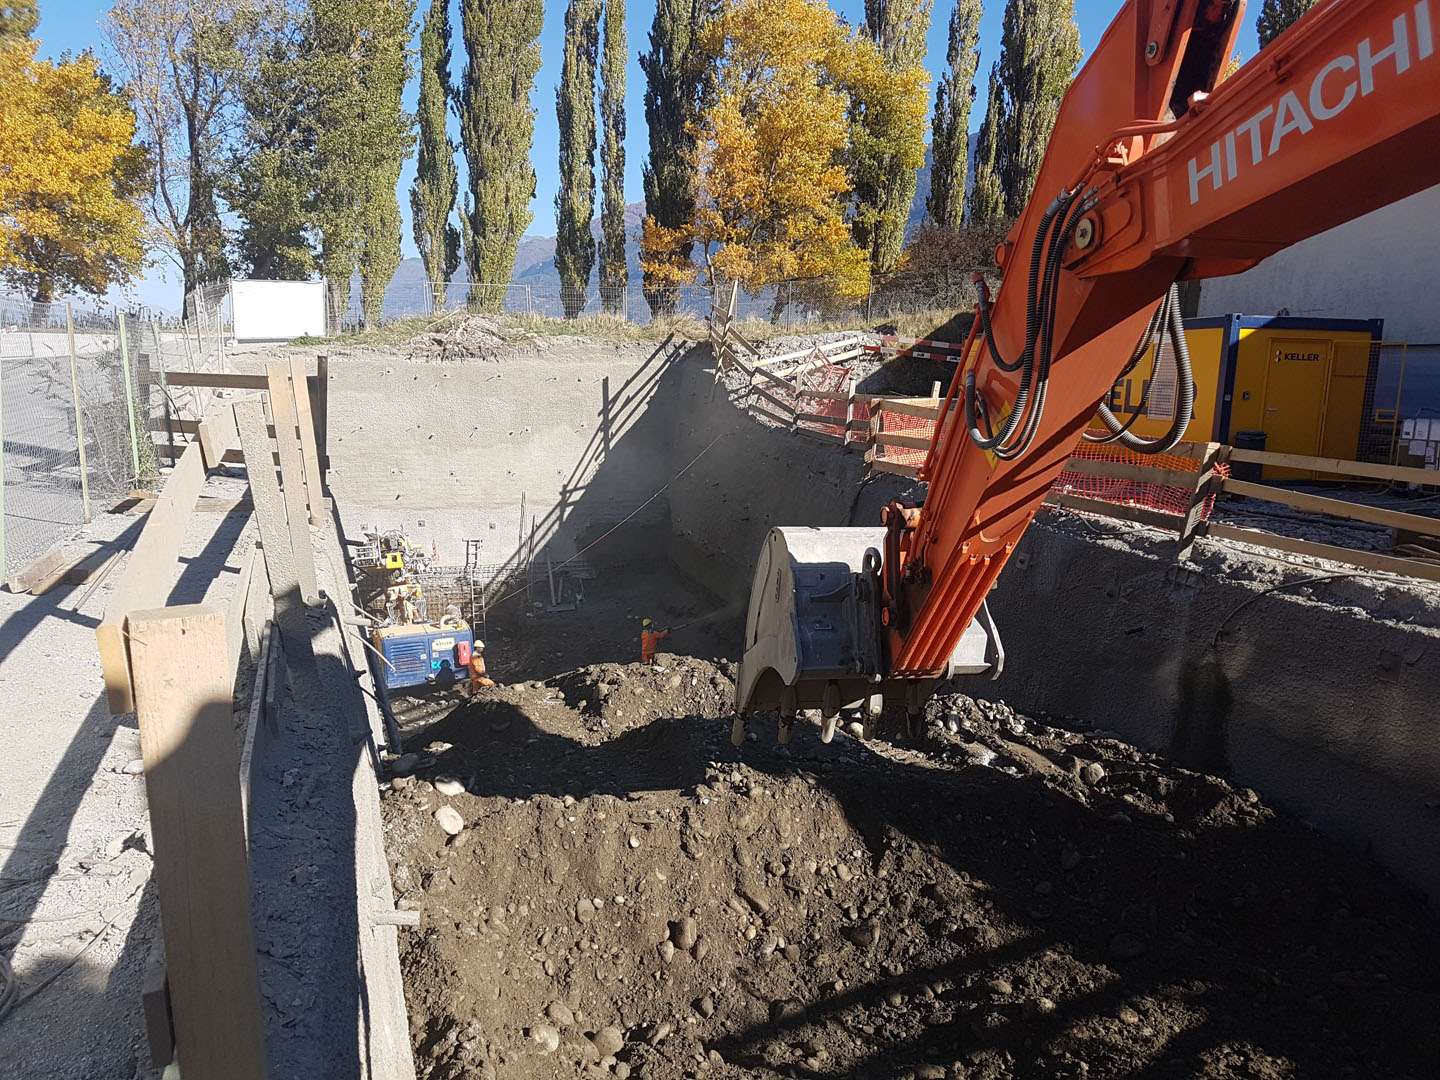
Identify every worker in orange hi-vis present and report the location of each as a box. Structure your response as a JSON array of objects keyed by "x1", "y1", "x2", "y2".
[
  {"x1": 468, "y1": 640, "x2": 496, "y2": 695},
  {"x1": 640, "y1": 618, "x2": 669, "y2": 665}
]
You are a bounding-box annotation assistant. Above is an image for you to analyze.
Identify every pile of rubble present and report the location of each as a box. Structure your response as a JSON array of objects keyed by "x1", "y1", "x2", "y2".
[{"x1": 382, "y1": 657, "x2": 1440, "y2": 1080}]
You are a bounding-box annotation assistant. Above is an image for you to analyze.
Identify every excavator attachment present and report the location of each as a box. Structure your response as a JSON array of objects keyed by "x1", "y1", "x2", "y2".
[{"x1": 733, "y1": 527, "x2": 1003, "y2": 742}]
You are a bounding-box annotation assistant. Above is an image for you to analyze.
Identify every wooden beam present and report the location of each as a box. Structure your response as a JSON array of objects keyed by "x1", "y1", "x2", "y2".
[
  {"x1": 142, "y1": 370, "x2": 268, "y2": 390},
  {"x1": 1226, "y1": 447, "x2": 1440, "y2": 486},
  {"x1": 1205, "y1": 523, "x2": 1440, "y2": 584},
  {"x1": 96, "y1": 405, "x2": 240, "y2": 714},
  {"x1": 874, "y1": 431, "x2": 934, "y2": 451},
  {"x1": 871, "y1": 398, "x2": 941, "y2": 422},
  {"x1": 1061, "y1": 455, "x2": 1203, "y2": 489},
  {"x1": 225, "y1": 544, "x2": 258, "y2": 676},
  {"x1": 141, "y1": 938, "x2": 173, "y2": 1069},
  {"x1": 238, "y1": 621, "x2": 272, "y2": 839},
  {"x1": 128, "y1": 604, "x2": 267, "y2": 1080},
  {"x1": 288, "y1": 357, "x2": 325, "y2": 524},
  {"x1": 266, "y1": 363, "x2": 320, "y2": 604},
  {"x1": 1177, "y1": 444, "x2": 1227, "y2": 561},
  {"x1": 1043, "y1": 491, "x2": 1182, "y2": 532},
  {"x1": 868, "y1": 459, "x2": 920, "y2": 478},
  {"x1": 1221, "y1": 477, "x2": 1440, "y2": 539},
  {"x1": 748, "y1": 383, "x2": 795, "y2": 417}
]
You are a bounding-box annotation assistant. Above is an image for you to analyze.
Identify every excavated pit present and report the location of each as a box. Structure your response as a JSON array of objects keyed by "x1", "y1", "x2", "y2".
[{"x1": 318, "y1": 324, "x2": 1440, "y2": 1079}]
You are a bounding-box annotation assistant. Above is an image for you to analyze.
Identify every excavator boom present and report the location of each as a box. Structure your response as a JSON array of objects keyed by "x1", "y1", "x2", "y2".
[{"x1": 736, "y1": 0, "x2": 1440, "y2": 725}]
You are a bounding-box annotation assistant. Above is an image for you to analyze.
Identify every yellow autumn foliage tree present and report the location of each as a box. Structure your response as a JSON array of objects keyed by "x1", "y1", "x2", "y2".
[
  {"x1": 642, "y1": 0, "x2": 921, "y2": 311},
  {"x1": 0, "y1": 39, "x2": 148, "y2": 302}
]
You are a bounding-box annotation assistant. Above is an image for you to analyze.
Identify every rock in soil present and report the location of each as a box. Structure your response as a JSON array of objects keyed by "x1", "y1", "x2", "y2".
[{"x1": 381, "y1": 658, "x2": 1440, "y2": 1080}]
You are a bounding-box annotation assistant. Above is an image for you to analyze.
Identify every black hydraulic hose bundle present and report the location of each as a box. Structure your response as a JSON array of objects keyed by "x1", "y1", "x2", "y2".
[
  {"x1": 965, "y1": 188, "x2": 1094, "y2": 460},
  {"x1": 1083, "y1": 283, "x2": 1195, "y2": 453},
  {"x1": 965, "y1": 187, "x2": 1196, "y2": 459}
]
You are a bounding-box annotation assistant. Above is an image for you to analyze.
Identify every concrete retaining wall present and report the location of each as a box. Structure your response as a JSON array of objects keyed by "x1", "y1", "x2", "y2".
[{"x1": 324, "y1": 339, "x2": 686, "y2": 570}]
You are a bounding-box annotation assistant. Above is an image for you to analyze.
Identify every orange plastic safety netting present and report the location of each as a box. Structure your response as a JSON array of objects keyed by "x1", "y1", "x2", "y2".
[
  {"x1": 866, "y1": 407, "x2": 1227, "y2": 521},
  {"x1": 795, "y1": 362, "x2": 854, "y2": 439}
]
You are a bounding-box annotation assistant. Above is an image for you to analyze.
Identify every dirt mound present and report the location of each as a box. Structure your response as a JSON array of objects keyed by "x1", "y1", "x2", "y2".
[
  {"x1": 382, "y1": 662, "x2": 1440, "y2": 1080},
  {"x1": 401, "y1": 311, "x2": 514, "y2": 360}
]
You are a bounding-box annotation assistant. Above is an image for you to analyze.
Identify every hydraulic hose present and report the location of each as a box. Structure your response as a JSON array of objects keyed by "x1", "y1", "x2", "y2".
[{"x1": 1085, "y1": 283, "x2": 1195, "y2": 453}]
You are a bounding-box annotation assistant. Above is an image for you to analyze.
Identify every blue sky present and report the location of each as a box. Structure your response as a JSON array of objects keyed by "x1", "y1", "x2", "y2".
[{"x1": 35, "y1": 0, "x2": 1261, "y2": 312}]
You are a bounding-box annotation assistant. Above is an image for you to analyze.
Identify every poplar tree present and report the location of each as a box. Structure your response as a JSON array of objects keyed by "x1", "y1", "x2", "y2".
[
  {"x1": 311, "y1": 0, "x2": 415, "y2": 328},
  {"x1": 927, "y1": 0, "x2": 981, "y2": 229},
  {"x1": 555, "y1": 0, "x2": 600, "y2": 318},
  {"x1": 640, "y1": 0, "x2": 710, "y2": 316},
  {"x1": 598, "y1": 0, "x2": 628, "y2": 314},
  {"x1": 856, "y1": 0, "x2": 934, "y2": 274},
  {"x1": 994, "y1": 0, "x2": 1080, "y2": 217},
  {"x1": 0, "y1": 0, "x2": 38, "y2": 40},
  {"x1": 969, "y1": 64, "x2": 1005, "y2": 224},
  {"x1": 460, "y1": 0, "x2": 544, "y2": 311},
  {"x1": 411, "y1": 0, "x2": 460, "y2": 314},
  {"x1": 1257, "y1": 0, "x2": 1316, "y2": 47}
]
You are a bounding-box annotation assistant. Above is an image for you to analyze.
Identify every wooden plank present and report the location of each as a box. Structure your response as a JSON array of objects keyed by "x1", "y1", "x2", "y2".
[
  {"x1": 152, "y1": 417, "x2": 280, "y2": 440},
  {"x1": 868, "y1": 459, "x2": 920, "y2": 479},
  {"x1": 226, "y1": 544, "x2": 258, "y2": 676},
  {"x1": 197, "y1": 400, "x2": 240, "y2": 471},
  {"x1": 312, "y1": 357, "x2": 328, "y2": 478},
  {"x1": 238, "y1": 621, "x2": 272, "y2": 840},
  {"x1": 795, "y1": 410, "x2": 849, "y2": 427},
  {"x1": 871, "y1": 398, "x2": 941, "y2": 421},
  {"x1": 1061, "y1": 455, "x2": 1203, "y2": 489},
  {"x1": 25, "y1": 545, "x2": 115, "y2": 596},
  {"x1": 288, "y1": 357, "x2": 325, "y2": 524},
  {"x1": 1226, "y1": 447, "x2": 1440, "y2": 486},
  {"x1": 242, "y1": 542, "x2": 270, "y2": 659},
  {"x1": 751, "y1": 363, "x2": 794, "y2": 390},
  {"x1": 266, "y1": 364, "x2": 320, "y2": 604},
  {"x1": 1221, "y1": 478, "x2": 1440, "y2": 538},
  {"x1": 750, "y1": 404, "x2": 795, "y2": 427},
  {"x1": 874, "y1": 431, "x2": 934, "y2": 451},
  {"x1": 753, "y1": 346, "x2": 816, "y2": 368},
  {"x1": 234, "y1": 400, "x2": 310, "y2": 651},
  {"x1": 96, "y1": 406, "x2": 240, "y2": 714},
  {"x1": 128, "y1": 604, "x2": 267, "y2": 1080},
  {"x1": 748, "y1": 383, "x2": 796, "y2": 416},
  {"x1": 8, "y1": 547, "x2": 72, "y2": 593},
  {"x1": 157, "y1": 443, "x2": 278, "y2": 467},
  {"x1": 1205, "y1": 523, "x2": 1440, "y2": 584},
  {"x1": 799, "y1": 388, "x2": 852, "y2": 402},
  {"x1": 1043, "y1": 491, "x2": 1183, "y2": 532},
  {"x1": 142, "y1": 370, "x2": 268, "y2": 390}
]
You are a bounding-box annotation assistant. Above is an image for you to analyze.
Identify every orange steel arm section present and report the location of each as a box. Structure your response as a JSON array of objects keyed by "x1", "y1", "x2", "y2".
[{"x1": 890, "y1": 0, "x2": 1440, "y2": 677}]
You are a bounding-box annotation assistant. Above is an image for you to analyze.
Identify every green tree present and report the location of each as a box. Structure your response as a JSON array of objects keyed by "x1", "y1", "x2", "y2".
[
  {"x1": 460, "y1": 0, "x2": 543, "y2": 312},
  {"x1": 598, "y1": 0, "x2": 628, "y2": 314},
  {"x1": 640, "y1": 0, "x2": 711, "y2": 316},
  {"x1": 969, "y1": 64, "x2": 1005, "y2": 224},
  {"x1": 994, "y1": 0, "x2": 1080, "y2": 217},
  {"x1": 0, "y1": 0, "x2": 38, "y2": 40},
  {"x1": 106, "y1": 0, "x2": 271, "y2": 298},
  {"x1": 227, "y1": 27, "x2": 317, "y2": 279},
  {"x1": 855, "y1": 0, "x2": 933, "y2": 274},
  {"x1": 555, "y1": 0, "x2": 600, "y2": 318},
  {"x1": 410, "y1": 0, "x2": 460, "y2": 313},
  {"x1": 310, "y1": 0, "x2": 416, "y2": 328},
  {"x1": 1257, "y1": 0, "x2": 1316, "y2": 48},
  {"x1": 927, "y1": 0, "x2": 981, "y2": 229}
]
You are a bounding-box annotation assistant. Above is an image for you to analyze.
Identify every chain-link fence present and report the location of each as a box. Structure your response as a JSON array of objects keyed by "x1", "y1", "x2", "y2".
[
  {"x1": 342, "y1": 264, "x2": 999, "y2": 334},
  {"x1": 0, "y1": 291, "x2": 231, "y2": 582},
  {"x1": 1359, "y1": 342, "x2": 1440, "y2": 465}
]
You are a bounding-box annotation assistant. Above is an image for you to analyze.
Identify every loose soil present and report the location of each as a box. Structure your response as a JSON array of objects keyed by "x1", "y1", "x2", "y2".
[{"x1": 382, "y1": 657, "x2": 1440, "y2": 1080}]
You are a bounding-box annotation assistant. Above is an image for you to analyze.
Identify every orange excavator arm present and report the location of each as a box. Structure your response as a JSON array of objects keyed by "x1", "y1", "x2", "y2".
[{"x1": 735, "y1": 0, "x2": 1440, "y2": 728}]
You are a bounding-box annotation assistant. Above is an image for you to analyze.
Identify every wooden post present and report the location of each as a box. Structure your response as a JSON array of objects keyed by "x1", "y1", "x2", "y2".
[
  {"x1": 117, "y1": 311, "x2": 141, "y2": 483},
  {"x1": 127, "y1": 604, "x2": 267, "y2": 1080},
  {"x1": 265, "y1": 363, "x2": 319, "y2": 604},
  {"x1": 287, "y1": 357, "x2": 325, "y2": 524},
  {"x1": 65, "y1": 303, "x2": 92, "y2": 522},
  {"x1": 844, "y1": 376, "x2": 856, "y2": 448},
  {"x1": 1176, "y1": 442, "x2": 1229, "y2": 561}
]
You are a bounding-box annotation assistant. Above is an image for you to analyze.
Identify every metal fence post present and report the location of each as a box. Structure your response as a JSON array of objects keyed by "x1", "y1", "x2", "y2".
[
  {"x1": 1, "y1": 348, "x2": 7, "y2": 580},
  {"x1": 65, "y1": 302, "x2": 92, "y2": 522},
  {"x1": 117, "y1": 309, "x2": 140, "y2": 484}
]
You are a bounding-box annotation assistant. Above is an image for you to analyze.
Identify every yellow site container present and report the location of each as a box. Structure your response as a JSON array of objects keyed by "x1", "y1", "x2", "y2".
[{"x1": 1096, "y1": 315, "x2": 1382, "y2": 478}]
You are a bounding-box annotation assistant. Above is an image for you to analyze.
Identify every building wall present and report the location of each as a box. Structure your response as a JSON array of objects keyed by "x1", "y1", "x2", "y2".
[{"x1": 1198, "y1": 184, "x2": 1440, "y2": 343}]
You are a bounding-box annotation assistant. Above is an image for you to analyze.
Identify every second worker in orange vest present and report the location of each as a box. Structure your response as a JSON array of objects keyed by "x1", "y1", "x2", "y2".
[{"x1": 640, "y1": 618, "x2": 669, "y2": 665}]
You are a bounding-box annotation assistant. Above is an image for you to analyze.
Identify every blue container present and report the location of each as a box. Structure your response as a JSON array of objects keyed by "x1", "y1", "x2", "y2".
[{"x1": 374, "y1": 624, "x2": 473, "y2": 691}]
